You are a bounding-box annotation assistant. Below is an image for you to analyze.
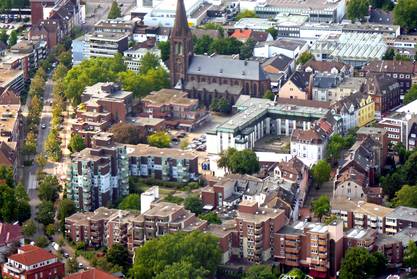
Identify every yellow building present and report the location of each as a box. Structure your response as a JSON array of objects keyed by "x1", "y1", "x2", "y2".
[{"x1": 357, "y1": 95, "x2": 375, "y2": 127}]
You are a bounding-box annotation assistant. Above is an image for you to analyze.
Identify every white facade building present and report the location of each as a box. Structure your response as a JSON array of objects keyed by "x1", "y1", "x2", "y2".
[
  {"x1": 123, "y1": 47, "x2": 162, "y2": 72},
  {"x1": 253, "y1": 38, "x2": 308, "y2": 59}
]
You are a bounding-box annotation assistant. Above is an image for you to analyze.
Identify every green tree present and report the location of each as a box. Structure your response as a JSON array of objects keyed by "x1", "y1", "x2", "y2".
[
  {"x1": 0, "y1": 185, "x2": 17, "y2": 222},
  {"x1": 52, "y1": 63, "x2": 68, "y2": 81},
  {"x1": 45, "y1": 129, "x2": 62, "y2": 161},
  {"x1": 179, "y1": 138, "x2": 189, "y2": 150},
  {"x1": 147, "y1": 132, "x2": 171, "y2": 148},
  {"x1": 130, "y1": 231, "x2": 221, "y2": 278},
  {"x1": 383, "y1": 48, "x2": 395, "y2": 60},
  {"x1": 404, "y1": 240, "x2": 417, "y2": 268},
  {"x1": 139, "y1": 52, "x2": 160, "y2": 74},
  {"x1": 107, "y1": 243, "x2": 130, "y2": 270},
  {"x1": 311, "y1": 195, "x2": 330, "y2": 221},
  {"x1": 23, "y1": 132, "x2": 37, "y2": 155},
  {"x1": 118, "y1": 194, "x2": 140, "y2": 210},
  {"x1": 229, "y1": 149, "x2": 260, "y2": 175},
  {"x1": 240, "y1": 38, "x2": 256, "y2": 59},
  {"x1": 68, "y1": 134, "x2": 86, "y2": 153},
  {"x1": 326, "y1": 134, "x2": 355, "y2": 164},
  {"x1": 45, "y1": 223, "x2": 56, "y2": 237},
  {"x1": 8, "y1": 30, "x2": 17, "y2": 47},
  {"x1": 311, "y1": 160, "x2": 331, "y2": 188},
  {"x1": 208, "y1": 37, "x2": 242, "y2": 55},
  {"x1": 210, "y1": 98, "x2": 232, "y2": 114},
  {"x1": 155, "y1": 261, "x2": 208, "y2": 279},
  {"x1": 15, "y1": 183, "x2": 31, "y2": 222},
  {"x1": 35, "y1": 235, "x2": 49, "y2": 248},
  {"x1": 58, "y1": 51, "x2": 72, "y2": 68},
  {"x1": 184, "y1": 195, "x2": 203, "y2": 215},
  {"x1": 346, "y1": 0, "x2": 369, "y2": 21},
  {"x1": 243, "y1": 264, "x2": 276, "y2": 279},
  {"x1": 393, "y1": 0, "x2": 417, "y2": 31},
  {"x1": 0, "y1": 29, "x2": 8, "y2": 45},
  {"x1": 394, "y1": 185, "x2": 417, "y2": 207},
  {"x1": 0, "y1": 166, "x2": 15, "y2": 187},
  {"x1": 395, "y1": 53, "x2": 411, "y2": 61},
  {"x1": 38, "y1": 175, "x2": 60, "y2": 202},
  {"x1": 266, "y1": 27, "x2": 278, "y2": 40},
  {"x1": 57, "y1": 199, "x2": 76, "y2": 229},
  {"x1": 108, "y1": 0, "x2": 121, "y2": 19},
  {"x1": 110, "y1": 123, "x2": 141, "y2": 144},
  {"x1": 296, "y1": 51, "x2": 313, "y2": 65},
  {"x1": 194, "y1": 35, "x2": 214, "y2": 55},
  {"x1": 404, "y1": 85, "x2": 417, "y2": 105},
  {"x1": 199, "y1": 212, "x2": 221, "y2": 224},
  {"x1": 339, "y1": 247, "x2": 387, "y2": 279},
  {"x1": 66, "y1": 257, "x2": 78, "y2": 273},
  {"x1": 236, "y1": 10, "x2": 257, "y2": 20},
  {"x1": 22, "y1": 219, "x2": 37, "y2": 238},
  {"x1": 158, "y1": 41, "x2": 170, "y2": 61},
  {"x1": 217, "y1": 148, "x2": 237, "y2": 172},
  {"x1": 263, "y1": 90, "x2": 274, "y2": 101},
  {"x1": 36, "y1": 201, "x2": 55, "y2": 226},
  {"x1": 287, "y1": 268, "x2": 304, "y2": 279}
]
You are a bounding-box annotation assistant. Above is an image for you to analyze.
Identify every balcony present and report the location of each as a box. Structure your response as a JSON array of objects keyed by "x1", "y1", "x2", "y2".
[
  {"x1": 285, "y1": 240, "x2": 298, "y2": 247},
  {"x1": 319, "y1": 246, "x2": 327, "y2": 252}
]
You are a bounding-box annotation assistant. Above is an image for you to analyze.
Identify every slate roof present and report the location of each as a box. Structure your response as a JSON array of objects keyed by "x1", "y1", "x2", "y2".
[
  {"x1": 289, "y1": 71, "x2": 311, "y2": 91},
  {"x1": 171, "y1": 0, "x2": 191, "y2": 37},
  {"x1": 188, "y1": 55, "x2": 268, "y2": 81},
  {"x1": 302, "y1": 60, "x2": 348, "y2": 74},
  {"x1": 262, "y1": 54, "x2": 292, "y2": 72},
  {"x1": 313, "y1": 74, "x2": 341, "y2": 89},
  {"x1": 367, "y1": 74, "x2": 399, "y2": 96},
  {"x1": 363, "y1": 60, "x2": 417, "y2": 74}
]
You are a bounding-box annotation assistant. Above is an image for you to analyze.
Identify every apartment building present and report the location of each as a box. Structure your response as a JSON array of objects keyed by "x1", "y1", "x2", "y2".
[
  {"x1": 366, "y1": 74, "x2": 401, "y2": 119},
  {"x1": 126, "y1": 144, "x2": 199, "y2": 183},
  {"x1": 140, "y1": 89, "x2": 210, "y2": 131},
  {"x1": 290, "y1": 126, "x2": 328, "y2": 164},
  {"x1": 331, "y1": 199, "x2": 394, "y2": 234},
  {"x1": 66, "y1": 144, "x2": 129, "y2": 211},
  {"x1": 377, "y1": 112, "x2": 417, "y2": 149},
  {"x1": 2, "y1": 245, "x2": 65, "y2": 279},
  {"x1": 344, "y1": 228, "x2": 376, "y2": 251},
  {"x1": 85, "y1": 32, "x2": 129, "y2": 59},
  {"x1": 385, "y1": 207, "x2": 417, "y2": 235},
  {"x1": 0, "y1": 69, "x2": 24, "y2": 94},
  {"x1": 123, "y1": 47, "x2": 162, "y2": 73},
  {"x1": 274, "y1": 220, "x2": 344, "y2": 278}
]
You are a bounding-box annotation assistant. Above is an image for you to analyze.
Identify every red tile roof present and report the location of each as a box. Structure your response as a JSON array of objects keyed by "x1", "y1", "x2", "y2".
[
  {"x1": 231, "y1": 29, "x2": 252, "y2": 40},
  {"x1": 9, "y1": 245, "x2": 57, "y2": 266},
  {"x1": 64, "y1": 268, "x2": 119, "y2": 279}
]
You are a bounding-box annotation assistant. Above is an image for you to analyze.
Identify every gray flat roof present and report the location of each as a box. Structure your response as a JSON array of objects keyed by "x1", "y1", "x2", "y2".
[{"x1": 386, "y1": 206, "x2": 417, "y2": 222}]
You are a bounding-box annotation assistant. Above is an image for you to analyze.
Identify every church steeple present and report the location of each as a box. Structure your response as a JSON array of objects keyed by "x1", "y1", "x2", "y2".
[{"x1": 169, "y1": 0, "x2": 193, "y2": 88}]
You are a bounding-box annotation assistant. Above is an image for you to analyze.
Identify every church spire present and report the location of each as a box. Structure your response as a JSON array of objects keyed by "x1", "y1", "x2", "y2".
[{"x1": 172, "y1": 0, "x2": 190, "y2": 37}]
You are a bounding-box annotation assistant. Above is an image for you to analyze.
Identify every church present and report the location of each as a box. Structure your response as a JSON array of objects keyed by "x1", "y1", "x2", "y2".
[{"x1": 169, "y1": 0, "x2": 271, "y2": 107}]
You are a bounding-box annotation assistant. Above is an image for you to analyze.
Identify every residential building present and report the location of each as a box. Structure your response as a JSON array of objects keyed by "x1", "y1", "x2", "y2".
[
  {"x1": 279, "y1": 71, "x2": 312, "y2": 100},
  {"x1": 240, "y1": 0, "x2": 346, "y2": 23},
  {"x1": 274, "y1": 220, "x2": 344, "y2": 278},
  {"x1": 66, "y1": 142, "x2": 129, "y2": 211},
  {"x1": 71, "y1": 35, "x2": 86, "y2": 65},
  {"x1": 377, "y1": 112, "x2": 417, "y2": 148},
  {"x1": 344, "y1": 228, "x2": 376, "y2": 251},
  {"x1": 139, "y1": 89, "x2": 210, "y2": 131},
  {"x1": 206, "y1": 97, "x2": 330, "y2": 155},
  {"x1": 290, "y1": 126, "x2": 328, "y2": 163},
  {"x1": 123, "y1": 47, "x2": 162, "y2": 73},
  {"x1": 366, "y1": 74, "x2": 401, "y2": 119},
  {"x1": 385, "y1": 206, "x2": 417, "y2": 235},
  {"x1": 169, "y1": 0, "x2": 270, "y2": 106},
  {"x1": 9, "y1": 40, "x2": 48, "y2": 79},
  {"x1": 311, "y1": 33, "x2": 387, "y2": 68},
  {"x1": 331, "y1": 198, "x2": 394, "y2": 234},
  {"x1": 132, "y1": 25, "x2": 171, "y2": 43},
  {"x1": 361, "y1": 60, "x2": 417, "y2": 100},
  {"x1": 230, "y1": 29, "x2": 272, "y2": 43},
  {"x1": 2, "y1": 245, "x2": 65, "y2": 279},
  {"x1": 94, "y1": 19, "x2": 135, "y2": 35},
  {"x1": 0, "y1": 223, "x2": 24, "y2": 263},
  {"x1": 85, "y1": 32, "x2": 129, "y2": 59},
  {"x1": 29, "y1": 19, "x2": 64, "y2": 49},
  {"x1": 253, "y1": 38, "x2": 308, "y2": 59},
  {"x1": 261, "y1": 55, "x2": 294, "y2": 90},
  {"x1": 64, "y1": 269, "x2": 118, "y2": 279},
  {"x1": 126, "y1": 144, "x2": 199, "y2": 182},
  {"x1": 301, "y1": 60, "x2": 353, "y2": 76},
  {"x1": 311, "y1": 73, "x2": 343, "y2": 102},
  {"x1": 356, "y1": 127, "x2": 389, "y2": 170},
  {"x1": 0, "y1": 69, "x2": 24, "y2": 94},
  {"x1": 325, "y1": 77, "x2": 366, "y2": 104},
  {"x1": 375, "y1": 235, "x2": 403, "y2": 266}
]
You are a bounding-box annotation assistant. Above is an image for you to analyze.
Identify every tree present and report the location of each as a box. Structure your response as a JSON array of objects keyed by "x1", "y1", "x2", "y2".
[
  {"x1": 236, "y1": 10, "x2": 257, "y2": 20},
  {"x1": 52, "y1": 63, "x2": 68, "y2": 81},
  {"x1": 15, "y1": 183, "x2": 31, "y2": 222},
  {"x1": 66, "y1": 257, "x2": 78, "y2": 273},
  {"x1": 108, "y1": 0, "x2": 121, "y2": 19},
  {"x1": 22, "y1": 220, "x2": 37, "y2": 238},
  {"x1": 35, "y1": 153, "x2": 47, "y2": 169},
  {"x1": 311, "y1": 195, "x2": 330, "y2": 221},
  {"x1": 240, "y1": 38, "x2": 256, "y2": 59},
  {"x1": 311, "y1": 160, "x2": 331, "y2": 188},
  {"x1": 0, "y1": 29, "x2": 8, "y2": 45},
  {"x1": 184, "y1": 195, "x2": 203, "y2": 215},
  {"x1": 339, "y1": 247, "x2": 387, "y2": 279},
  {"x1": 404, "y1": 240, "x2": 417, "y2": 269},
  {"x1": 155, "y1": 261, "x2": 208, "y2": 279},
  {"x1": 8, "y1": 30, "x2": 17, "y2": 47},
  {"x1": 0, "y1": 185, "x2": 17, "y2": 223},
  {"x1": 266, "y1": 27, "x2": 278, "y2": 40},
  {"x1": 244, "y1": 264, "x2": 276, "y2": 279},
  {"x1": 395, "y1": 53, "x2": 411, "y2": 61},
  {"x1": 38, "y1": 175, "x2": 60, "y2": 202},
  {"x1": 326, "y1": 134, "x2": 356, "y2": 164},
  {"x1": 179, "y1": 138, "x2": 189, "y2": 150},
  {"x1": 383, "y1": 48, "x2": 395, "y2": 60},
  {"x1": 58, "y1": 51, "x2": 72, "y2": 68},
  {"x1": 199, "y1": 212, "x2": 221, "y2": 224},
  {"x1": 209, "y1": 37, "x2": 242, "y2": 55},
  {"x1": 36, "y1": 201, "x2": 55, "y2": 226},
  {"x1": 107, "y1": 244, "x2": 129, "y2": 270},
  {"x1": 45, "y1": 223, "x2": 56, "y2": 237},
  {"x1": 210, "y1": 98, "x2": 232, "y2": 114},
  {"x1": 296, "y1": 51, "x2": 313, "y2": 65},
  {"x1": 194, "y1": 35, "x2": 214, "y2": 55},
  {"x1": 35, "y1": 235, "x2": 49, "y2": 248},
  {"x1": 110, "y1": 123, "x2": 141, "y2": 144},
  {"x1": 346, "y1": 0, "x2": 369, "y2": 21},
  {"x1": 58, "y1": 199, "x2": 76, "y2": 221},
  {"x1": 68, "y1": 134, "x2": 86, "y2": 153},
  {"x1": 139, "y1": 52, "x2": 161, "y2": 74},
  {"x1": 118, "y1": 194, "x2": 140, "y2": 210},
  {"x1": 0, "y1": 166, "x2": 15, "y2": 188},
  {"x1": 263, "y1": 90, "x2": 275, "y2": 101},
  {"x1": 287, "y1": 268, "x2": 304, "y2": 279},
  {"x1": 45, "y1": 129, "x2": 62, "y2": 161},
  {"x1": 130, "y1": 231, "x2": 221, "y2": 278},
  {"x1": 147, "y1": 132, "x2": 171, "y2": 148},
  {"x1": 228, "y1": 149, "x2": 260, "y2": 175},
  {"x1": 404, "y1": 85, "x2": 417, "y2": 105},
  {"x1": 393, "y1": 0, "x2": 417, "y2": 32},
  {"x1": 394, "y1": 185, "x2": 417, "y2": 207},
  {"x1": 158, "y1": 41, "x2": 170, "y2": 61},
  {"x1": 217, "y1": 148, "x2": 237, "y2": 172}
]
